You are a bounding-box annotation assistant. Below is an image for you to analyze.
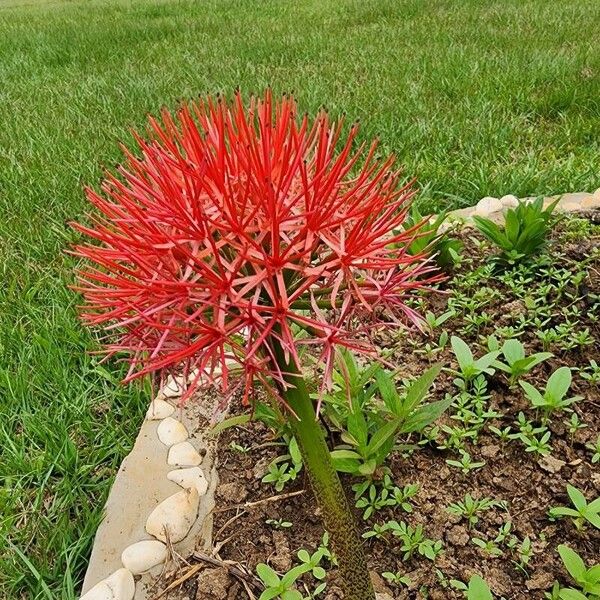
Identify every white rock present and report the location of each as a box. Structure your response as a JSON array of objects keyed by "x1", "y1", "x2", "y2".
[
  {"x1": 161, "y1": 375, "x2": 184, "y2": 398},
  {"x1": 80, "y1": 583, "x2": 113, "y2": 600},
  {"x1": 582, "y1": 194, "x2": 600, "y2": 209},
  {"x1": 81, "y1": 568, "x2": 135, "y2": 600},
  {"x1": 121, "y1": 540, "x2": 167, "y2": 574},
  {"x1": 157, "y1": 417, "x2": 188, "y2": 446},
  {"x1": 475, "y1": 196, "x2": 503, "y2": 215},
  {"x1": 167, "y1": 467, "x2": 208, "y2": 496},
  {"x1": 145, "y1": 488, "x2": 199, "y2": 543},
  {"x1": 167, "y1": 441, "x2": 202, "y2": 466},
  {"x1": 500, "y1": 194, "x2": 519, "y2": 208},
  {"x1": 146, "y1": 399, "x2": 175, "y2": 420}
]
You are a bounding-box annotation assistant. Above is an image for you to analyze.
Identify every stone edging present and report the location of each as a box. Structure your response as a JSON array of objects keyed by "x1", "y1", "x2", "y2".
[
  {"x1": 443, "y1": 189, "x2": 600, "y2": 227},
  {"x1": 81, "y1": 376, "x2": 222, "y2": 600}
]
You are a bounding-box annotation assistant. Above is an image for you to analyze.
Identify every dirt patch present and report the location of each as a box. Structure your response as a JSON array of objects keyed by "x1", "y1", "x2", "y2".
[{"x1": 156, "y1": 214, "x2": 600, "y2": 599}]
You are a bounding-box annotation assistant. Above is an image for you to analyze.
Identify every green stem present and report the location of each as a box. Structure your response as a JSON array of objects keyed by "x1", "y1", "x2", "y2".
[{"x1": 271, "y1": 340, "x2": 375, "y2": 600}]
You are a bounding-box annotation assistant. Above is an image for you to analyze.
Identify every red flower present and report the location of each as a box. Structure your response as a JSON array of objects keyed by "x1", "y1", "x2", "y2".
[{"x1": 71, "y1": 91, "x2": 441, "y2": 406}]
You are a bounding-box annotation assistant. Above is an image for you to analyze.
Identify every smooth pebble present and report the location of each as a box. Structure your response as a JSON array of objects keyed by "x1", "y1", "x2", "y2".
[
  {"x1": 121, "y1": 540, "x2": 167, "y2": 574},
  {"x1": 145, "y1": 488, "x2": 199, "y2": 543},
  {"x1": 146, "y1": 399, "x2": 175, "y2": 420},
  {"x1": 167, "y1": 467, "x2": 208, "y2": 496},
  {"x1": 157, "y1": 417, "x2": 188, "y2": 446},
  {"x1": 168, "y1": 441, "x2": 202, "y2": 466}
]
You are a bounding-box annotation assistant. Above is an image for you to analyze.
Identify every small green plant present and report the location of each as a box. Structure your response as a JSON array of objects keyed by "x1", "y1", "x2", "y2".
[
  {"x1": 494, "y1": 339, "x2": 552, "y2": 387},
  {"x1": 381, "y1": 571, "x2": 412, "y2": 587},
  {"x1": 520, "y1": 367, "x2": 582, "y2": 418},
  {"x1": 229, "y1": 441, "x2": 251, "y2": 453},
  {"x1": 327, "y1": 356, "x2": 449, "y2": 477},
  {"x1": 514, "y1": 536, "x2": 533, "y2": 576},
  {"x1": 267, "y1": 518, "x2": 293, "y2": 529},
  {"x1": 472, "y1": 536, "x2": 503, "y2": 557},
  {"x1": 555, "y1": 544, "x2": 600, "y2": 599},
  {"x1": 449, "y1": 336, "x2": 500, "y2": 385},
  {"x1": 447, "y1": 494, "x2": 503, "y2": 528},
  {"x1": 446, "y1": 450, "x2": 486, "y2": 474},
  {"x1": 387, "y1": 521, "x2": 443, "y2": 561},
  {"x1": 473, "y1": 197, "x2": 558, "y2": 266},
  {"x1": 587, "y1": 436, "x2": 600, "y2": 464},
  {"x1": 451, "y1": 574, "x2": 494, "y2": 599},
  {"x1": 262, "y1": 462, "x2": 296, "y2": 492},
  {"x1": 549, "y1": 485, "x2": 600, "y2": 530},
  {"x1": 518, "y1": 430, "x2": 552, "y2": 456},
  {"x1": 564, "y1": 413, "x2": 587, "y2": 445},
  {"x1": 401, "y1": 205, "x2": 463, "y2": 268},
  {"x1": 390, "y1": 483, "x2": 419, "y2": 512},
  {"x1": 296, "y1": 549, "x2": 327, "y2": 580},
  {"x1": 256, "y1": 563, "x2": 306, "y2": 600},
  {"x1": 580, "y1": 360, "x2": 600, "y2": 385},
  {"x1": 355, "y1": 485, "x2": 393, "y2": 520}
]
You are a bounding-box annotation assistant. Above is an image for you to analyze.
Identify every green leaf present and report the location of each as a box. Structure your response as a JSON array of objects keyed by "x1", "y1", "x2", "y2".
[
  {"x1": 467, "y1": 574, "x2": 493, "y2": 600},
  {"x1": 451, "y1": 336, "x2": 473, "y2": 372},
  {"x1": 567, "y1": 485, "x2": 588, "y2": 512},
  {"x1": 519, "y1": 380, "x2": 544, "y2": 405},
  {"x1": 559, "y1": 588, "x2": 588, "y2": 600},
  {"x1": 558, "y1": 545, "x2": 587, "y2": 581},
  {"x1": 209, "y1": 413, "x2": 251, "y2": 435},
  {"x1": 256, "y1": 563, "x2": 280, "y2": 587},
  {"x1": 259, "y1": 588, "x2": 283, "y2": 600},
  {"x1": 502, "y1": 339, "x2": 524, "y2": 365},
  {"x1": 400, "y1": 395, "x2": 453, "y2": 433},
  {"x1": 547, "y1": 367, "x2": 572, "y2": 401},
  {"x1": 376, "y1": 369, "x2": 401, "y2": 414},
  {"x1": 402, "y1": 363, "x2": 442, "y2": 416},
  {"x1": 281, "y1": 590, "x2": 303, "y2": 600},
  {"x1": 366, "y1": 418, "x2": 402, "y2": 455}
]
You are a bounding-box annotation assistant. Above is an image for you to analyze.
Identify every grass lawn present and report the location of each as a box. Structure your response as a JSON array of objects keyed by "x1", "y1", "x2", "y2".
[{"x1": 0, "y1": 0, "x2": 598, "y2": 597}]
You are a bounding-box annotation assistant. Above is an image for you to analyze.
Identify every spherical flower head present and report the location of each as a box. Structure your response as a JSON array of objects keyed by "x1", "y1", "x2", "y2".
[{"x1": 71, "y1": 91, "x2": 441, "y2": 407}]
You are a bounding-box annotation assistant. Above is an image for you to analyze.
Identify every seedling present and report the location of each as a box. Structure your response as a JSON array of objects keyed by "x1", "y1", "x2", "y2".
[
  {"x1": 564, "y1": 413, "x2": 587, "y2": 445},
  {"x1": 513, "y1": 536, "x2": 533, "y2": 576},
  {"x1": 446, "y1": 450, "x2": 486, "y2": 474},
  {"x1": 473, "y1": 197, "x2": 558, "y2": 266},
  {"x1": 517, "y1": 430, "x2": 552, "y2": 456},
  {"x1": 355, "y1": 485, "x2": 393, "y2": 520},
  {"x1": 387, "y1": 521, "x2": 443, "y2": 561},
  {"x1": 296, "y1": 549, "x2": 327, "y2": 580},
  {"x1": 449, "y1": 336, "x2": 500, "y2": 385},
  {"x1": 390, "y1": 483, "x2": 419, "y2": 512},
  {"x1": 266, "y1": 518, "x2": 293, "y2": 529},
  {"x1": 580, "y1": 360, "x2": 600, "y2": 385},
  {"x1": 557, "y1": 544, "x2": 600, "y2": 598},
  {"x1": 362, "y1": 522, "x2": 393, "y2": 541},
  {"x1": 587, "y1": 436, "x2": 600, "y2": 464},
  {"x1": 472, "y1": 536, "x2": 503, "y2": 557},
  {"x1": 229, "y1": 441, "x2": 251, "y2": 453},
  {"x1": 447, "y1": 494, "x2": 502, "y2": 528},
  {"x1": 520, "y1": 367, "x2": 583, "y2": 418},
  {"x1": 489, "y1": 425, "x2": 513, "y2": 443},
  {"x1": 381, "y1": 571, "x2": 412, "y2": 587},
  {"x1": 262, "y1": 462, "x2": 298, "y2": 492},
  {"x1": 549, "y1": 485, "x2": 600, "y2": 530},
  {"x1": 256, "y1": 563, "x2": 305, "y2": 600},
  {"x1": 451, "y1": 574, "x2": 494, "y2": 599},
  {"x1": 494, "y1": 339, "x2": 552, "y2": 387}
]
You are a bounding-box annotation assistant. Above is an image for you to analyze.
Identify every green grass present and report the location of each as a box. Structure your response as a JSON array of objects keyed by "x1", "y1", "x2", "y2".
[{"x1": 0, "y1": 0, "x2": 598, "y2": 597}]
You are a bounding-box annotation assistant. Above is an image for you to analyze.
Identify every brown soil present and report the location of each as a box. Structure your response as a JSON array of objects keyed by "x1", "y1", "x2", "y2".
[{"x1": 161, "y1": 214, "x2": 600, "y2": 600}]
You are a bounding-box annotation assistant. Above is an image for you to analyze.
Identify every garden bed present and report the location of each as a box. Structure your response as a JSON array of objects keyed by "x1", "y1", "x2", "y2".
[{"x1": 156, "y1": 211, "x2": 600, "y2": 600}]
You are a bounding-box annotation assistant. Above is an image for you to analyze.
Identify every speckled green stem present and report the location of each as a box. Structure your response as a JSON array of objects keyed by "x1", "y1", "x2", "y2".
[{"x1": 271, "y1": 341, "x2": 375, "y2": 600}]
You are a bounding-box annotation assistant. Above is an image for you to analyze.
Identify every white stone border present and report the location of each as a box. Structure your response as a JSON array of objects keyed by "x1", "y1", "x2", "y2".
[
  {"x1": 442, "y1": 189, "x2": 600, "y2": 228},
  {"x1": 81, "y1": 375, "x2": 219, "y2": 600}
]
